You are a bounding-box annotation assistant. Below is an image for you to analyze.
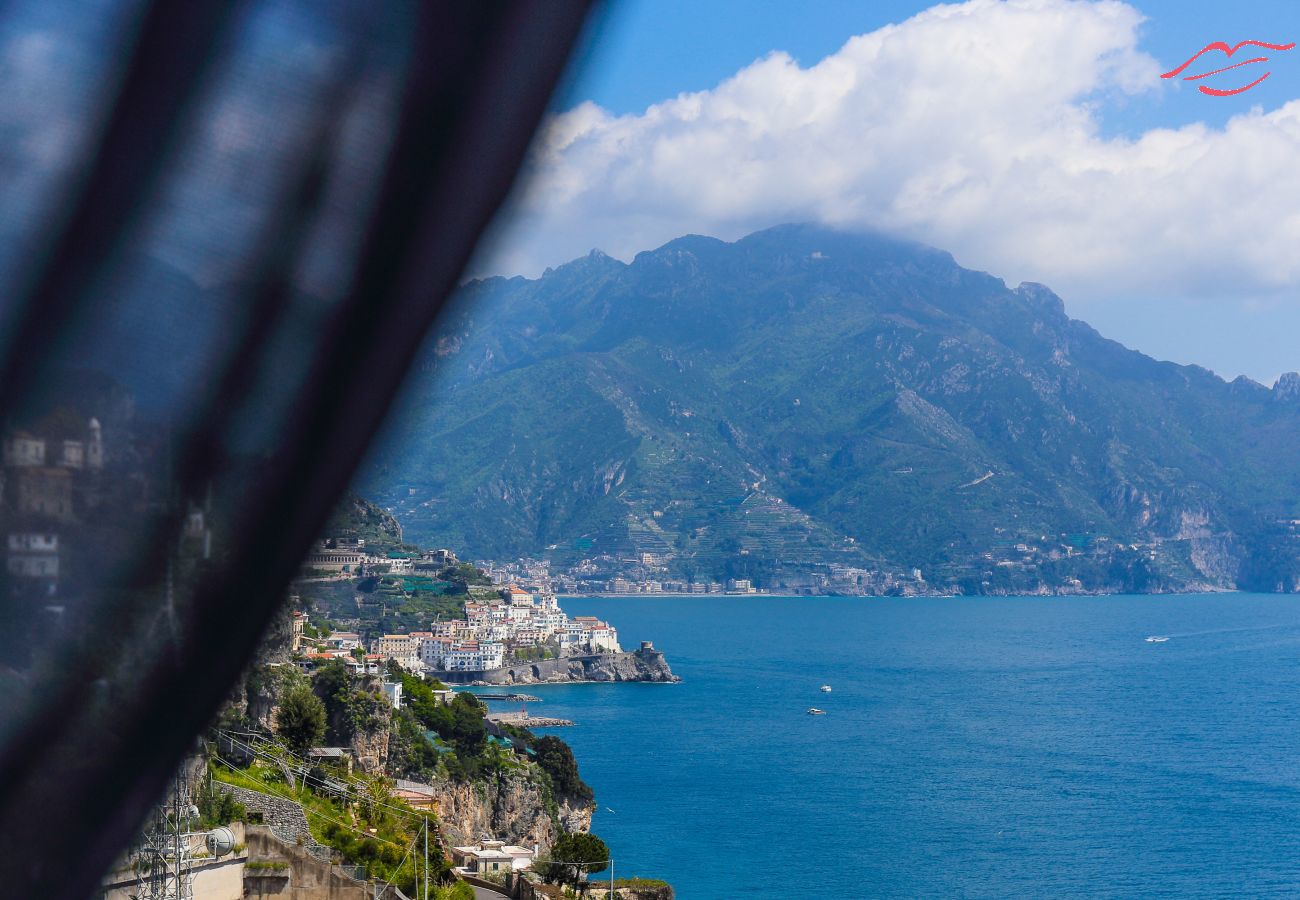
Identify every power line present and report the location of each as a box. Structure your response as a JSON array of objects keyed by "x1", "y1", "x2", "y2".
[
  {"x1": 212, "y1": 728, "x2": 458, "y2": 896},
  {"x1": 209, "y1": 755, "x2": 408, "y2": 852},
  {"x1": 217, "y1": 728, "x2": 415, "y2": 814},
  {"x1": 214, "y1": 730, "x2": 434, "y2": 826}
]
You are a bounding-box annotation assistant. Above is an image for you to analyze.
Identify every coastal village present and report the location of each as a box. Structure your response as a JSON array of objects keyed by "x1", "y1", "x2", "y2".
[
  {"x1": 295, "y1": 566, "x2": 624, "y2": 678},
  {"x1": 297, "y1": 538, "x2": 625, "y2": 677}
]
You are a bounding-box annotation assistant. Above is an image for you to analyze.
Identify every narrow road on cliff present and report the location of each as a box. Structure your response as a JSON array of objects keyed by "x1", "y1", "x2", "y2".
[{"x1": 471, "y1": 886, "x2": 509, "y2": 900}]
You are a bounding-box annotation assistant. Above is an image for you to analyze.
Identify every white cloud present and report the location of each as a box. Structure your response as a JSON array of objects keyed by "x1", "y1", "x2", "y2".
[{"x1": 485, "y1": 0, "x2": 1300, "y2": 319}]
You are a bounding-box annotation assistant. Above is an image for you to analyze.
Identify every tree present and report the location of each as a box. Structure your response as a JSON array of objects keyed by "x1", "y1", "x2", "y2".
[
  {"x1": 276, "y1": 683, "x2": 326, "y2": 754},
  {"x1": 446, "y1": 692, "x2": 487, "y2": 757},
  {"x1": 539, "y1": 832, "x2": 609, "y2": 889},
  {"x1": 313, "y1": 658, "x2": 352, "y2": 702},
  {"x1": 534, "y1": 736, "x2": 593, "y2": 803}
]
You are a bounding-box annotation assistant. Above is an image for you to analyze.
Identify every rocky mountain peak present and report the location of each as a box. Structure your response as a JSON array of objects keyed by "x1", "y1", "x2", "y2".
[
  {"x1": 1013, "y1": 282, "x2": 1067, "y2": 319},
  {"x1": 1274, "y1": 371, "x2": 1300, "y2": 401}
]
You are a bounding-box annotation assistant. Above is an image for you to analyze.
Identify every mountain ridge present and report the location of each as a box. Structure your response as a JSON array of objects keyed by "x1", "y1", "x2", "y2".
[{"x1": 359, "y1": 223, "x2": 1300, "y2": 594}]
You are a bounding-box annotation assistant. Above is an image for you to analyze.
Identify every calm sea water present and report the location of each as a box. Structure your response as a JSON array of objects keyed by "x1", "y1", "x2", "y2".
[{"x1": 475, "y1": 594, "x2": 1300, "y2": 898}]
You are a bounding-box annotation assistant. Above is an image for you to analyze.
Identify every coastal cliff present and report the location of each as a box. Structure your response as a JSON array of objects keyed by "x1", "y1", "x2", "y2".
[
  {"x1": 428, "y1": 775, "x2": 593, "y2": 855},
  {"x1": 438, "y1": 645, "x2": 680, "y2": 685}
]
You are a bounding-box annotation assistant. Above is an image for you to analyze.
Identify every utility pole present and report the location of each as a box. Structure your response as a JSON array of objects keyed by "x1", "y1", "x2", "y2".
[{"x1": 423, "y1": 816, "x2": 429, "y2": 900}]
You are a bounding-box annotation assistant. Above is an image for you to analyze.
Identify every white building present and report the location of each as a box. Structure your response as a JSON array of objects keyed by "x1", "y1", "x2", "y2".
[
  {"x1": 587, "y1": 623, "x2": 620, "y2": 653},
  {"x1": 420, "y1": 635, "x2": 453, "y2": 670},
  {"x1": 302, "y1": 545, "x2": 367, "y2": 573},
  {"x1": 380, "y1": 680, "x2": 403, "y2": 710},
  {"x1": 324, "y1": 632, "x2": 362, "y2": 651},
  {"x1": 451, "y1": 839, "x2": 535, "y2": 876},
  {"x1": 442, "y1": 640, "x2": 505, "y2": 672},
  {"x1": 507, "y1": 604, "x2": 533, "y2": 624}
]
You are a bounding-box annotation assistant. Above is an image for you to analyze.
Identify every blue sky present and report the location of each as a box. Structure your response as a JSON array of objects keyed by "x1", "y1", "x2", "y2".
[
  {"x1": 485, "y1": 0, "x2": 1300, "y2": 384},
  {"x1": 567, "y1": 0, "x2": 1300, "y2": 133},
  {"x1": 3, "y1": 0, "x2": 1293, "y2": 384}
]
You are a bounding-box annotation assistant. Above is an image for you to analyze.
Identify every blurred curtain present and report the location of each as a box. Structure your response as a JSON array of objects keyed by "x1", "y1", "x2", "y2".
[{"x1": 0, "y1": 1, "x2": 595, "y2": 896}]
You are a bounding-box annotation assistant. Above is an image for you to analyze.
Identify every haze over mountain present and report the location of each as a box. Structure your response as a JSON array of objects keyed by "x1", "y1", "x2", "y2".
[{"x1": 359, "y1": 224, "x2": 1300, "y2": 594}]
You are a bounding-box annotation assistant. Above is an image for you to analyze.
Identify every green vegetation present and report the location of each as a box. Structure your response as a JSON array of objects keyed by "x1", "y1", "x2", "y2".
[
  {"x1": 244, "y1": 860, "x2": 289, "y2": 873},
  {"x1": 214, "y1": 655, "x2": 602, "y2": 898},
  {"x1": 321, "y1": 492, "x2": 412, "y2": 555},
  {"x1": 295, "y1": 565, "x2": 479, "y2": 637},
  {"x1": 311, "y1": 659, "x2": 389, "y2": 743},
  {"x1": 400, "y1": 675, "x2": 487, "y2": 766},
  {"x1": 210, "y1": 752, "x2": 449, "y2": 892},
  {"x1": 584, "y1": 879, "x2": 675, "y2": 900},
  {"x1": 302, "y1": 619, "x2": 332, "y2": 640},
  {"x1": 359, "y1": 223, "x2": 1300, "y2": 593},
  {"x1": 196, "y1": 779, "x2": 249, "y2": 829},
  {"x1": 276, "y1": 684, "x2": 326, "y2": 754},
  {"x1": 537, "y1": 832, "x2": 610, "y2": 888},
  {"x1": 531, "y1": 736, "x2": 593, "y2": 805},
  {"x1": 430, "y1": 884, "x2": 475, "y2": 900}
]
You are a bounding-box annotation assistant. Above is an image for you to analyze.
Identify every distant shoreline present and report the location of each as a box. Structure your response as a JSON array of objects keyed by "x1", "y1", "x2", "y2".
[
  {"x1": 570, "y1": 591, "x2": 777, "y2": 599},
  {"x1": 563, "y1": 587, "x2": 1241, "y2": 599}
]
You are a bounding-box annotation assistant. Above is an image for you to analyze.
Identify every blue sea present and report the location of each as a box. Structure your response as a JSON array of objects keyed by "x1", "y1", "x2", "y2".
[{"x1": 474, "y1": 594, "x2": 1300, "y2": 898}]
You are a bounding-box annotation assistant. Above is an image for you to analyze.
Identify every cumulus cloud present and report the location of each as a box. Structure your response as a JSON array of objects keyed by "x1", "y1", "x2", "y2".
[{"x1": 486, "y1": 0, "x2": 1300, "y2": 316}]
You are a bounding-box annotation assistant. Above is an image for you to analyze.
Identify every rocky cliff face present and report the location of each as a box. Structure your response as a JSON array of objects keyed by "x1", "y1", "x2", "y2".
[
  {"x1": 439, "y1": 647, "x2": 680, "y2": 685},
  {"x1": 348, "y1": 721, "x2": 390, "y2": 775},
  {"x1": 428, "y1": 775, "x2": 593, "y2": 856}
]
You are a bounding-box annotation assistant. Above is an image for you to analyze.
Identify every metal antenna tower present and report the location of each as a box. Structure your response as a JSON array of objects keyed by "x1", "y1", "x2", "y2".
[{"x1": 131, "y1": 770, "x2": 198, "y2": 900}]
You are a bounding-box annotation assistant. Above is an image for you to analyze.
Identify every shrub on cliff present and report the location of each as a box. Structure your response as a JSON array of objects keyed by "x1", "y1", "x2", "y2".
[
  {"x1": 310, "y1": 659, "x2": 390, "y2": 741},
  {"x1": 534, "y1": 736, "x2": 593, "y2": 804},
  {"x1": 313, "y1": 658, "x2": 352, "y2": 703},
  {"x1": 276, "y1": 684, "x2": 326, "y2": 754},
  {"x1": 403, "y1": 684, "x2": 487, "y2": 762},
  {"x1": 196, "y1": 781, "x2": 248, "y2": 828}
]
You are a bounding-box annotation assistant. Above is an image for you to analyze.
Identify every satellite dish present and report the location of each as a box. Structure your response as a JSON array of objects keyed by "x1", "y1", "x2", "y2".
[{"x1": 207, "y1": 826, "x2": 236, "y2": 857}]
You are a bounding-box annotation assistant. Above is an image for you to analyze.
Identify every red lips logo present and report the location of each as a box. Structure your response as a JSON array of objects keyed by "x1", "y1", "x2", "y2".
[{"x1": 1161, "y1": 40, "x2": 1296, "y2": 96}]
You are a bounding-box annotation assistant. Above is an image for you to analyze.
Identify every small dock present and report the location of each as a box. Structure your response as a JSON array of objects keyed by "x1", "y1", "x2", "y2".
[
  {"x1": 487, "y1": 712, "x2": 574, "y2": 727},
  {"x1": 473, "y1": 693, "x2": 542, "y2": 702}
]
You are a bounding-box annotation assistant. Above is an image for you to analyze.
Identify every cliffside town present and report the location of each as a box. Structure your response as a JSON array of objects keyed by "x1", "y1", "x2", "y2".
[{"x1": 292, "y1": 502, "x2": 677, "y2": 685}]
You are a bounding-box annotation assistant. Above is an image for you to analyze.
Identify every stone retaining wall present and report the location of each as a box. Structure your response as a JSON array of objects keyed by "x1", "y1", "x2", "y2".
[{"x1": 216, "y1": 784, "x2": 333, "y2": 861}]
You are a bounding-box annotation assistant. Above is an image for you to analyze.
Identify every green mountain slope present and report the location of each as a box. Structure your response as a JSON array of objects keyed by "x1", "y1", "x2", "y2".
[{"x1": 358, "y1": 224, "x2": 1300, "y2": 593}]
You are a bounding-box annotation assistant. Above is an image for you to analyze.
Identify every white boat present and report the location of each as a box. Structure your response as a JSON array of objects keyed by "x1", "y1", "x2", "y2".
[
  {"x1": 820, "y1": 685, "x2": 832, "y2": 692},
  {"x1": 1145, "y1": 635, "x2": 1169, "y2": 643},
  {"x1": 806, "y1": 707, "x2": 827, "y2": 715}
]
